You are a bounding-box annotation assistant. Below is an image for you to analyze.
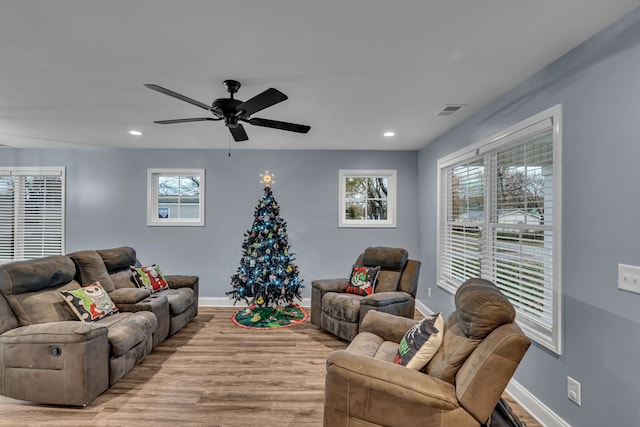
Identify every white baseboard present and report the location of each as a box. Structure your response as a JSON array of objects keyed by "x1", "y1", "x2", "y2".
[
  {"x1": 506, "y1": 378, "x2": 570, "y2": 427},
  {"x1": 415, "y1": 298, "x2": 434, "y2": 316},
  {"x1": 199, "y1": 297, "x2": 312, "y2": 307}
]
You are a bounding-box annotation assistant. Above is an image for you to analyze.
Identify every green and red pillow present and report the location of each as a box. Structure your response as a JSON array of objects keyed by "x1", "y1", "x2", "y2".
[
  {"x1": 345, "y1": 265, "x2": 380, "y2": 296},
  {"x1": 60, "y1": 282, "x2": 119, "y2": 322},
  {"x1": 131, "y1": 264, "x2": 169, "y2": 293}
]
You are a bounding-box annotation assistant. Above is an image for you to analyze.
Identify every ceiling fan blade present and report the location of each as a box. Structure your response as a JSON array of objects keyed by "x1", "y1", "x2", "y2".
[
  {"x1": 236, "y1": 88, "x2": 287, "y2": 117},
  {"x1": 154, "y1": 118, "x2": 221, "y2": 124},
  {"x1": 248, "y1": 117, "x2": 311, "y2": 134},
  {"x1": 144, "y1": 84, "x2": 211, "y2": 111},
  {"x1": 229, "y1": 124, "x2": 249, "y2": 142}
]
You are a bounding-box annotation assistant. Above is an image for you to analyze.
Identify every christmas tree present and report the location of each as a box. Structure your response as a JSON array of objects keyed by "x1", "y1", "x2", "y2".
[{"x1": 227, "y1": 173, "x2": 303, "y2": 309}]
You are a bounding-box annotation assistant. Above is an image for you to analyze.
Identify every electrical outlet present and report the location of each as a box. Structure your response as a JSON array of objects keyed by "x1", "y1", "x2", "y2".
[
  {"x1": 618, "y1": 264, "x2": 640, "y2": 294},
  {"x1": 428, "y1": 287, "x2": 432, "y2": 298},
  {"x1": 567, "y1": 376, "x2": 581, "y2": 406}
]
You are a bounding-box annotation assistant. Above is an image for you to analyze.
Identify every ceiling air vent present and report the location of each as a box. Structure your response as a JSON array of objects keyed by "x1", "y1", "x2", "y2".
[{"x1": 438, "y1": 105, "x2": 464, "y2": 116}]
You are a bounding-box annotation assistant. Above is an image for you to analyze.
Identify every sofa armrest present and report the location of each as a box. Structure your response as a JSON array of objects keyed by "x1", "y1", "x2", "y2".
[
  {"x1": 326, "y1": 350, "x2": 459, "y2": 414},
  {"x1": 0, "y1": 320, "x2": 107, "y2": 342},
  {"x1": 109, "y1": 288, "x2": 150, "y2": 305},
  {"x1": 0, "y1": 321, "x2": 110, "y2": 406},
  {"x1": 311, "y1": 278, "x2": 349, "y2": 293},
  {"x1": 359, "y1": 310, "x2": 418, "y2": 343},
  {"x1": 310, "y1": 278, "x2": 349, "y2": 327},
  {"x1": 165, "y1": 274, "x2": 199, "y2": 290}
]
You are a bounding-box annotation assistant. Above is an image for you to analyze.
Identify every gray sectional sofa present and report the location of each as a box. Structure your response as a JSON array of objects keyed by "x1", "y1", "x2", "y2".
[{"x1": 0, "y1": 246, "x2": 198, "y2": 406}]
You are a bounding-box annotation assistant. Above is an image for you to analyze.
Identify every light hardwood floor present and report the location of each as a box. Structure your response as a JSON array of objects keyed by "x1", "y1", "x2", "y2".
[{"x1": 0, "y1": 307, "x2": 541, "y2": 427}]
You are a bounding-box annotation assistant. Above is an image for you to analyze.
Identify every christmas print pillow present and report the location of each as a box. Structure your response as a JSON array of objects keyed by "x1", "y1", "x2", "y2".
[
  {"x1": 345, "y1": 265, "x2": 380, "y2": 296},
  {"x1": 131, "y1": 264, "x2": 169, "y2": 293},
  {"x1": 60, "y1": 282, "x2": 119, "y2": 322},
  {"x1": 394, "y1": 312, "x2": 444, "y2": 370}
]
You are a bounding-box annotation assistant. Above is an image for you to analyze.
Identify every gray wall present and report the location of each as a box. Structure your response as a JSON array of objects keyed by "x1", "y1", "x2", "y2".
[
  {"x1": 0, "y1": 149, "x2": 420, "y2": 299},
  {"x1": 418, "y1": 8, "x2": 640, "y2": 427}
]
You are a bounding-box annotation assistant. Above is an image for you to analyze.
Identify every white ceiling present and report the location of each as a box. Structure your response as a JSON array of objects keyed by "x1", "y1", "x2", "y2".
[{"x1": 1, "y1": 1, "x2": 638, "y2": 151}]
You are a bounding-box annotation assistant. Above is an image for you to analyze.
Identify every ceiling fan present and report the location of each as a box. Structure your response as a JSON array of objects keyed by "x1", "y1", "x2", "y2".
[{"x1": 144, "y1": 80, "x2": 311, "y2": 142}]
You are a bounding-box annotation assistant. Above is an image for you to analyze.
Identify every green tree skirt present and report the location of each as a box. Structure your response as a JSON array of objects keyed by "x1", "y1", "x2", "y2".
[{"x1": 231, "y1": 304, "x2": 308, "y2": 329}]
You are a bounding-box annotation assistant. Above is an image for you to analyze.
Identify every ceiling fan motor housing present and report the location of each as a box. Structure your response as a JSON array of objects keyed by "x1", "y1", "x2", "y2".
[{"x1": 211, "y1": 98, "x2": 244, "y2": 127}]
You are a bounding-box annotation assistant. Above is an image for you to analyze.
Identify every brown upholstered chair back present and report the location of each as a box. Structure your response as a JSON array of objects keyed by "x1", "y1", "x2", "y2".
[
  {"x1": 355, "y1": 246, "x2": 419, "y2": 297},
  {"x1": 425, "y1": 278, "x2": 530, "y2": 423}
]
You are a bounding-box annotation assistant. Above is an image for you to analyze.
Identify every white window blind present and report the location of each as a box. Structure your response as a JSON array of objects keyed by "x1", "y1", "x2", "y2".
[
  {"x1": 0, "y1": 168, "x2": 65, "y2": 263},
  {"x1": 437, "y1": 105, "x2": 562, "y2": 354}
]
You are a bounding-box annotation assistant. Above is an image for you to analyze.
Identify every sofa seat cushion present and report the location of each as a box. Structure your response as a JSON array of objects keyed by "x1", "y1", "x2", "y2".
[
  {"x1": 95, "y1": 312, "x2": 156, "y2": 357},
  {"x1": 160, "y1": 287, "x2": 196, "y2": 316},
  {"x1": 322, "y1": 292, "x2": 363, "y2": 323},
  {"x1": 347, "y1": 331, "x2": 399, "y2": 362}
]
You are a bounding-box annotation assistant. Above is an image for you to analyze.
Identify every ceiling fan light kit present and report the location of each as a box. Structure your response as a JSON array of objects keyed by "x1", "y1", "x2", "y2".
[{"x1": 145, "y1": 80, "x2": 311, "y2": 142}]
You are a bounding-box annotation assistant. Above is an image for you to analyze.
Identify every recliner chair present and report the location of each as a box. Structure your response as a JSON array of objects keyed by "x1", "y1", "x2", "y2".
[
  {"x1": 311, "y1": 246, "x2": 421, "y2": 341},
  {"x1": 323, "y1": 278, "x2": 531, "y2": 427}
]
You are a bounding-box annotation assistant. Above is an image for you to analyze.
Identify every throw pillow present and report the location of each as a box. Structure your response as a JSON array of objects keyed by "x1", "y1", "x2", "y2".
[
  {"x1": 60, "y1": 282, "x2": 119, "y2": 322},
  {"x1": 345, "y1": 265, "x2": 380, "y2": 296},
  {"x1": 394, "y1": 312, "x2": 444, "y2": 370},
  {"x1": 131, "y1": 264, "x2": 169, "y2": 293}
]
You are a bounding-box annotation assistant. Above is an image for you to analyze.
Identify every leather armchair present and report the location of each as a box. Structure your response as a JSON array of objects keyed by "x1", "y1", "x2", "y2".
[
  {"x1": 323, "y1": 278, "x2": 531, "y2": 427},
  {"x1": 311, "y1": 246, "x2": 421, "y2": 341}
]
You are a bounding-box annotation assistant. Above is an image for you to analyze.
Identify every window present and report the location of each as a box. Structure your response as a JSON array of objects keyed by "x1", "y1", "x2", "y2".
[
  {"x1": 0, "y1": 167, "x2": 65, "y2": 263},
  {"x1": 339, "y1": 169, "x2": 397, "y2": 228},
  {"x1": 437, "y1": 105, "x2": 562, "y2": 354},
  {"x1": 147, "y1": 169, "x2": 205, "y2": 226}
]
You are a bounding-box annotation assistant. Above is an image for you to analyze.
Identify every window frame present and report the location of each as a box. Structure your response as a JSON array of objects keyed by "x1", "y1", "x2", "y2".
[
  {"x1": 147, "y1": 168, "x2": 205, "y2": 227},
  {"x1": 436, "y1": 105, "x2": 562, "y2": 354},
  {"x1": 0, "y1": 167, "x2": 66, "y2": 263},
  {"x1": 338, "y1": 169, "x2": 397, "y2": 228}
]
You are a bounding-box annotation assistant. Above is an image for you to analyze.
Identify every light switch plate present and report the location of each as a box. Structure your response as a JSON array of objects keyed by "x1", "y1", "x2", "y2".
[
  {"x1": 618, "y1": 264, "x2": 640, "y2": 294},
  {"x1": 567, "y1": 376, "x2": 581, "y2": 406}
]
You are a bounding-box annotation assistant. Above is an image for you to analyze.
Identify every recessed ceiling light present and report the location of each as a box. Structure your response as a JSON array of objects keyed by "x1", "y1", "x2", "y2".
[
  {"x1": 383, "y1": 131, "x2": 395, "y2": 137},
  {"x1": 128, "y1": 130, "x2": 144, "y2": 136}
]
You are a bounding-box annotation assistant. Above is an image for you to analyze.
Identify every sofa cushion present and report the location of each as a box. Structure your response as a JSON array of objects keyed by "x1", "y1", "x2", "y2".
[
  {"x1": 347, "y1": 332, "x2": 399, "y2": 361},
  {"x1": 67, "y1": 250, "x2": 116, "y2": 292},
  {"x1": 161, "y1": 287, "x2": 197, "y2": 315},
  {"x1": 426, "y1": 313, "x2": 481, "y2": 384},
  {"x1": 361, "y1": 247, "x2": 408, "y2": 271},
  {"x1": 394, "y1": 312, "x2": 444, "y2": 370},
  {"x1": 455, "y1": 278, "x2": 515, "y2": 340},
  {"x1": 322, "y1": 292, "x2": 362, "y2": 323},
  {"x1": 110, "y1": 270, "x2": 136, "y2": 289},
  {"x1": 95, "y1": 311, "x2": 156, "y2": 357},
  {"x1": 97, "y1": 246, "x2": 138, "y2": 272},
  {"x1": 346, "y1": 265, "x2": 379, "y2": 296},
  {"x1": 10, "y1": 281, "x2": 81, "y2": 326},
  {"x1": 0, "y1": 293, "x2": 19, "y2": 334},
  {"x1": 131, "y1": 264, "x2": 169, "y2": 293},
  {"x1": 60, "y1": 282, "x2": 119, "y2": 322},
  {"x1": 374, "y1": 270, "x2": 402, "y2": 293},
  {"x1": 0, "y1": 255, "x2": 76, "y2": 295}
]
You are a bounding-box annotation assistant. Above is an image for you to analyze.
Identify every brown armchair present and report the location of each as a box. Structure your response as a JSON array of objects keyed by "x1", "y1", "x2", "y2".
[
  {"x1": 323, "y1": 278, "x2": 531, "y2": 427},
  {"x1": 311, "y1": 246, "x2": 421, "y2": 342}
]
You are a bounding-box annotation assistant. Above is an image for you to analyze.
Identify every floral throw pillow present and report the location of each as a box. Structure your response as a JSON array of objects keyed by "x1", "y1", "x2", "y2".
[
  {"x1": 394, "y1": 312, "x2": 444, "y2": 370},
  {"x1": 131, "y1": 264, "x2": 169, "y2": 293},
  {"x1": 345, "y1": 265, "x2": 380, "y2": 296},
  {"x1": 60, "y1": 282, "x2": 119, "y2": 322}
]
